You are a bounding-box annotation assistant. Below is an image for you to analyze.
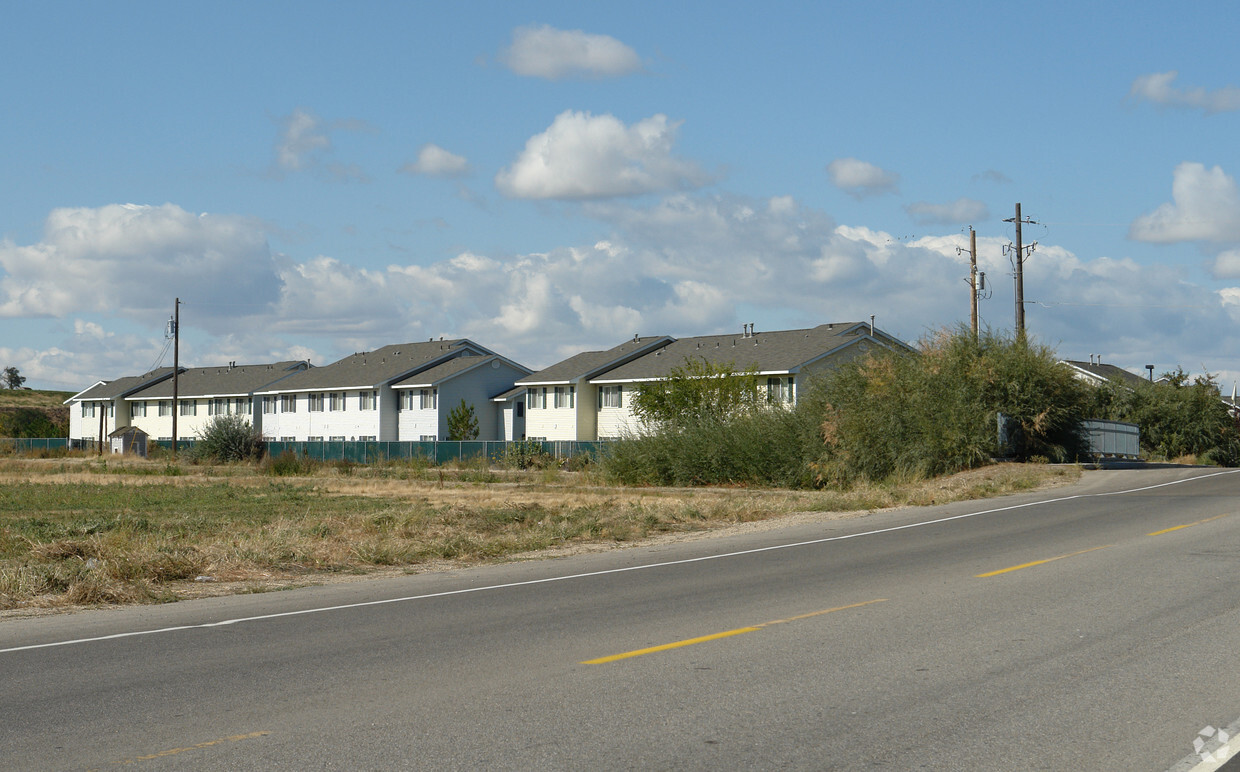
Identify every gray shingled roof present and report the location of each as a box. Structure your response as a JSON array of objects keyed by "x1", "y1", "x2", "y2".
[
  {"x1": 516, "y1": 336, "x2": 673, "y2": 385},
  {"x1": 1062, "y1": 360, "x2": 1147, "y2": 388},
  {"x1": 593, "y1": 323, "x2": 899, "y2": 382},
  {"x1": 125, "y1": 361, "x2": 308, "y2": 400},
  {"x1": 69, "y1": 368, "x2": 178, "y2": 402},
  {"x1": 390, "y1": 354, "x2": 530, "y2": 390},
  {"x1": 257, "y1": 339, "x2": 491, "y2": 393}
]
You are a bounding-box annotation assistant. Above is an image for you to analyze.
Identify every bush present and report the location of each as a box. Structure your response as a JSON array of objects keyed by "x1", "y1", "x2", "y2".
[
  {"x1": 815, "y1": 327, "x2": 1090, "y2": 485},
  {"x1": 502, "y1": 440, "x2": 556, "y2": 470},
  {"x1": 1089, "y1": 368, "x2": 1240, "y2": 463},
  {"x1": 0, "y1": 408, "x2": 67, "y2": 438},
  {"x1": 601, "y1": 404, "x2": 819, "y2": 488},
  {"x1": 262, "y1": 449, "x2": 313, "y2": 476},
  {"x1": 192, "y1": 414, "x2": 264, "y2": 463}
]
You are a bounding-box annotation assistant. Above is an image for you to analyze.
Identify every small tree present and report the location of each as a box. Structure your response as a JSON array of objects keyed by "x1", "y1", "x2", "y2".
[
  {"x1": 3, "y1": 366, "x2": 25, "y2": 390},
  {"x1": 630, "y1": 357, "x2": 765, "y2": 430},
  {"x1": 193, "y1": 414, "x2": 264, "y2": 462},
  {"x1": 446, "y1": 399, "x2": 479, "y2": 440}
]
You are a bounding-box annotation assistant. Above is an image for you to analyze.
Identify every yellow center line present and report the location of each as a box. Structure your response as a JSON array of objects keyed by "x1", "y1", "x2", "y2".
[
  {"x1": 1148, "y1": 512, "x2": 1231, "y2": 536},
  {"x1": 975, "y1": 545, "x2": 1113, "y2": 578},
  {"x1": 115, "y1": 731, "x2": 269, "y2": 765},
  {"x1": 581, "y1": 599, "x2": 887, "y2": 665}
]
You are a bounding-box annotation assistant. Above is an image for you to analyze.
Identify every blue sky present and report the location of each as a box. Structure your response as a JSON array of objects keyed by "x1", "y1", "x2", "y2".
[{"x1": 5, "y1": 1, "x2": 1240, "y2": 390}]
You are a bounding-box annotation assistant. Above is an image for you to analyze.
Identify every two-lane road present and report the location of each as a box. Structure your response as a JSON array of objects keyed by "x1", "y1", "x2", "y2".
[{"x1": 3, "y1": 467, "x2": 1239, "y2": 770}]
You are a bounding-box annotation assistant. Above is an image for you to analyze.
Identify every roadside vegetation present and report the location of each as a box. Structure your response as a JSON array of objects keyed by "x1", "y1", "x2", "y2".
[
  {"x1": 0, "y1": 454, "x2": 1076, "y2": 611},
  {"x1": 5, "y1": 326, "x2": 1235, "y2": 612},
  {"x1": 0, "y1": 388, "x2": 72, "y2": 439}
]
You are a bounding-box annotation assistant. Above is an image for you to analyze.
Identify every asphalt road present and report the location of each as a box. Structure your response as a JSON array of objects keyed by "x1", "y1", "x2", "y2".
[{"x1": 3, "y1": 467, "x2": 1239, "y2": 771}]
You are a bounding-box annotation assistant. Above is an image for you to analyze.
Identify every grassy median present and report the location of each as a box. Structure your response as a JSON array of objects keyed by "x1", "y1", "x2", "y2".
[{"x1": 0, "y1": 455, "x2": 1080, "y2": 612}]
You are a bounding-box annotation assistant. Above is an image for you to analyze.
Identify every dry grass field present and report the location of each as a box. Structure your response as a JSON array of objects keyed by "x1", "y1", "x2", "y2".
[{"x1": 0, "y1": 453, "x2": 1081, "y2": 614}]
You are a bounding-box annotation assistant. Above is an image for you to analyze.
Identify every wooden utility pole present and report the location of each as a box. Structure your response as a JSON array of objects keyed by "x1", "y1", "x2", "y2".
[
  {"x1": 171, "y1": 298, "x2": 180, "y2": 459},
  {"x1": 1003, "y1": 204, "x2": 1036, "y2": 340},
  {"x1": 969, "y1": 227, "x2": 979, "y2": 341}
]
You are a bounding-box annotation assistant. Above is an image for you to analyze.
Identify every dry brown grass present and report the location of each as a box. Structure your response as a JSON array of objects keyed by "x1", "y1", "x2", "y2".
[{"x1": 0, "y1": 456, "x2": 1081, "y2": 615}]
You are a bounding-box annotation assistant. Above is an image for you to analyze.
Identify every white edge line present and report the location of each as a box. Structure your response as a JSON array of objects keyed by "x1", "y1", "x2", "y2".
[{"x1": 4, "y1": 468, "x2": 1238, "y2": 655}]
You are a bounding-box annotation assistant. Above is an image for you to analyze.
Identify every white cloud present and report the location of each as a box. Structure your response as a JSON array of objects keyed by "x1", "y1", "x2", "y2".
[
  {"x1": 1212, "y1": 249, "x2": 1240, "y2": 279},
  {"x1": 399, "y1": 144, "x2": 471, "y2": 177},
  {"x1": 496, "y1": 111, "x2": 711, "y2": 200},
  {"x1": 276, "y1": 109, "x2": 329, "y2": 172},
  {"x1": 499, "y1": 24, "x2": 642, "y2": 80},
  {"x1": 905, "y1": 198, "x2": 989, "y2": 225},
  {"x1": 0, "y1": 204, "x2": 280, "y2": 327},
  {"x1": 12, "y1": 194, "x2": 1240, "y2": 389},
  {"x1": 1130, "y1": 71, "x2": 1240, "y2": 114},
  {"x1": 273, "y1": 108, "x2": 371, "y2": 181},
  {"x1": 826, "y1": 158, "x2": 899, "y2": 198},
  {"x1": 1129, "y1": 162, "x2": 1240, "y2": 243}
]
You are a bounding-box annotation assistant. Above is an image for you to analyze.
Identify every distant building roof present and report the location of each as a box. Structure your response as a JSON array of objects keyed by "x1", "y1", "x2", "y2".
[
  {"x1": 67, "y1": 368, "x2": 178, "y2": 402},
  {"x1": 126, "y1": 361, "x2": 308, "y2": 400},
  {"x1": 593, "y1": 322, "x2": 907, "y2": 383},
  {"x1": 1061, "y1": 360, "x2": 1147, "y2": 388},
  {"x1": 256, "y1": 339, "x2": 493, "y2": 393},
  {"x1": 517, "y1": 336, "x2": 674, "y2": 385},
  {"x1": 391, "y1": 354, "x2": 530, "y2": 391}
]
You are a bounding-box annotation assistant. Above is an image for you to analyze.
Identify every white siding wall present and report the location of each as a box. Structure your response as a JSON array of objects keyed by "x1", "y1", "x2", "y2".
[
  {"x1": 260, "y1": 390, "x2": 385, "y2": 441},
  {"x1": 73, "y1": 400, "x2": 124, "y2": 441},
  {"x1": 596, "y1": 403, "x2": 640, "y2": 439},
  {"x1": 523, "y1": 386, "x2": 578, "y2": 441},
  {"x1": 129, "y1": 398, "x2": 261, "y2": 441},
  {"x1": 397, "y1": 398, "x2": 440, "y2": 440},
  {"x1": 397, "y1": 361, "x2": 529, "y2": 441}
]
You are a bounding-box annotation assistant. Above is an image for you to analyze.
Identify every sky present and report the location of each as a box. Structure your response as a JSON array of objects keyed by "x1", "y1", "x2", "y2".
[{"x1": 5, "y1": 1, "x2": 1240, "y2": 391}]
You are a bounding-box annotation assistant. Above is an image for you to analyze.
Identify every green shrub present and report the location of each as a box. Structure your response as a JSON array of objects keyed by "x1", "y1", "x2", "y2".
[
  {"x1": 263, "y1": 449, "x2": 313, "y2": 476},
  {"x1": 502, "y1": 440, "x2": 556, "y2": 470},
  {"x1": 815, "y1": 328, "x2": 1090, "y2": 484},
  {"x1": 1090, "y1": 368, "x2": 1240, "y2": 463},
  {"x1": 192, "y1": 414, "x2": 264, "y2": 463}
]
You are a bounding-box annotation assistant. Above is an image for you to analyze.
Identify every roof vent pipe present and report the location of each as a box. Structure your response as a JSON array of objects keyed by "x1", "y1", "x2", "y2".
[{"x1": 870, "y1": 315, "x2": 875, "y2": 336}]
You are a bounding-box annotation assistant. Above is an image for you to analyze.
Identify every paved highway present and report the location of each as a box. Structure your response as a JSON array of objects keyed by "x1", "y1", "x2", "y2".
[{"x1": 3, "y1": 467, "x2": 1239, "y2": 770}]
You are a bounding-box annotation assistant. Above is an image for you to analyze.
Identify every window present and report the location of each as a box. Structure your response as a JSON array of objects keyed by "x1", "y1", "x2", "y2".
[
  {"x1": 131, "y1": 401, "x2": 147, "y2": 418},
  {"x1": 767, "y1": 376, "x2": 795, "y2": 404},
  {"x1": 208, "y1": 398, "x2": 229, "y2": 416},
  {"x1": 180, "y1": 400, "x2": 197, "y2": 416},
  {"x1": 554, "y1": 386, "x2": 574, "y2": 409},
  {"x1": 515, "y1": 401, "x2": 524, "y2": 418},
  {"x1": 599, "y1": 385, "x2": 622, "y2": 409},
  {"x1": 279, "y1": 436, "x2": 296, "y2": 442},
  {"x1": 328, "y1": 435, "x2": 345, "y2": 442},
  {"x1": 158, "y1": 401, "x2": 172, "y2": 417},
  {"x1": 236, "y1": 398, "x2": 251, "y2": 414},
  {"x1": 357, "y1": 435, "x2": 376, "y2": 441},
  {"x1": 308, "y1": 393, "x2": 324, "y2": 412},
  {"x1": 307, "y1": 436, "x2": 323, "y2": 442},
  {"x1": 262, "y1": 396, "x2": 275, "y2": 414},
  {"x1": 420, "y1": 388, "x2": 437, "y2": 409},
  {"x1": 526, "y1": 388, "x2": 547, "y2": 409},
  {"x1": 329, "y1": 393, "x2": 345, "y2": 411},
  {"x1": 81, "y1": 403, "x2": 96, "y2": 418},
  {"x1": 359, "y1": 390, "x2": 377, "y2": 410},
  {"x1": 419, "y1": 435, "x2": 436, "y2": 441},
  {"x1": 108, "y1": 404, "x2": 114, "y2": 417},
  {"x1": 281, "y1": 395, "x2": 298, "y2": 413}
]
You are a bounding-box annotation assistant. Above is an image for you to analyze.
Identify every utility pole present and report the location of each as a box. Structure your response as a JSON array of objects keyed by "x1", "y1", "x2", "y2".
[
  {"x1": 1003, "y1": 203, "x2": 1037, "y2": 340},
  {"x1": 171, "y1": 298, "x2": 180, "y2": 459},
  {"x1": 957, "y1": 227, "x2": 980, "y2": 342}
]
